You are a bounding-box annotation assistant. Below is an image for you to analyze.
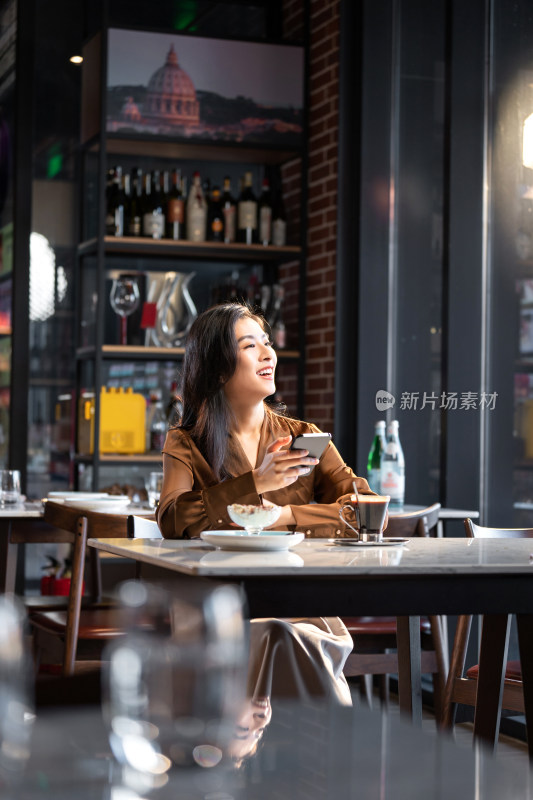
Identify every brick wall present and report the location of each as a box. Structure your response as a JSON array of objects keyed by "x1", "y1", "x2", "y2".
[{"x1": 278, "y1": 0, "x2": 340, "y2": 432}]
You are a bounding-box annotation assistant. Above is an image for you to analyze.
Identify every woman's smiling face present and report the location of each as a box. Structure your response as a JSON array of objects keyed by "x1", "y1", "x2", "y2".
[{"x1": 223, "y1": 316, "x2": 277, "y2": 404}]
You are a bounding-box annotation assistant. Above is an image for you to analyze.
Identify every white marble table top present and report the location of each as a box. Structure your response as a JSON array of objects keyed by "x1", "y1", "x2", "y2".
[
  {"x1": 0, "y1": 500, "x2": 44, "y2": 518},
  {"x1": 88, "y1": 535, "x2": 533, "y2": 577}
]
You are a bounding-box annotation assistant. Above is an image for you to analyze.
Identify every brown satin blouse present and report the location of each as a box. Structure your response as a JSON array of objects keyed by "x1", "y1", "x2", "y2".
[{"x1": 156, "y1": 409, "x2": 371, "y2": 539}]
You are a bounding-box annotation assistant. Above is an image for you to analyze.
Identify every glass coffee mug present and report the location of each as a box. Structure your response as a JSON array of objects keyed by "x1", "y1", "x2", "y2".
[{"x1": 339, "y1": 494, "x2": 390, "y2": 542}]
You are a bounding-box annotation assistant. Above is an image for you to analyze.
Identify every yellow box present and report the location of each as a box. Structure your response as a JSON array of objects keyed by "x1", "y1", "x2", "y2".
[{"x1": 77, "y1": 387, "x2": 146, "y2": 454}]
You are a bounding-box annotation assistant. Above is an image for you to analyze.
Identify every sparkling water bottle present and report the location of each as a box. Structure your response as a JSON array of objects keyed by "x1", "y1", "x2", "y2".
[
  {"x1": 380, "y1": 420, "x2": 405, "y2": 507},
  {"x1": 367, "y1": 421, "x2": 386, "y2": 493}
]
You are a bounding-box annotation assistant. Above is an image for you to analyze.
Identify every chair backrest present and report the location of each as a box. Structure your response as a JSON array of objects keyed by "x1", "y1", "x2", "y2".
[
  {"x1": 43, "y1": 501, "x2": 130, "y2": 539},
  {"x1": 386, "y1": 503, "x2": 441, "y2": 538},
  {"x1": 43, "y1": 500, "x2": 131, "y2": 604},
  {"x1": 465, "y1": 518, "x2": 533, "y2": 539},
  {"x1": 39, "y1": 503, "x2": 89, "y2": 676},
  {"x1": 443, "y1": 518, "x2": 533, "y2": 729},
  {"x1": 127, "y1": 515, "x2": 163, "y2": 539}
]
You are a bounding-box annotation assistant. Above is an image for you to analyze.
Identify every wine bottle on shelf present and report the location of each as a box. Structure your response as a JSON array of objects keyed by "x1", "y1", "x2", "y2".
[
  {"x1": 272, "y1": 188, "x2": 287, "y2": 246},
  {"x1": 142, "y1": 172, "x2": 164, "y2": 239},
  {"x1": 270, "y1": 284, "x2": 286, "y2": 349},
  {"x1": 127, "y1": 167, "x2": 142, "y2": 237},
  {"x1": 152, "y1": 170, "x2": 165, "y2": 239},
  {"x1": 208, "y1": 186, "x2": 224, "y2": 242},
  {"x1": 381, "y1": 420, "x2": 405, "y2": 507},
  {"x1": 149, "y1": 398, "x2": 167, "y2": 453},
  {"x1": 258, "y1": 177, "x2": 273, "y2": 246},
  {"x1": 186, "y1": 171, "x2": 207, "y2": 242},
  {"x1": 166, "y1": 168, "x2": 185, "y2": 240},
  {"x1": 105, "y1": 166, "x2": 125, "y2": 237},
  {"x1": 367, "y1": 420, "x2": 386, "y2": 493},
  {"x1": 221, "y1": 176, "x2": 236, "y2": 243},
  {"x1": 237, "y1": 171, "x2": 257, "y2": 245},
  {"x1": 247, "y1": 267, "x2": 262, "y2": 310}
]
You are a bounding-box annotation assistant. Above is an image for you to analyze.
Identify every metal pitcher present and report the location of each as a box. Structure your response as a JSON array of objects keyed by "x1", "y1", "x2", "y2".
[{"x1": 144, "y1": 271, "x2": 197, "y2": 348}]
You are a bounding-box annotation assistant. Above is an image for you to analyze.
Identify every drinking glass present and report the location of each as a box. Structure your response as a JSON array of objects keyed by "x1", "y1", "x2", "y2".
[
  {"x1": 146, "y1": 471, "x2": 164, "y2": 509},
  {"x1": 110, "y1": 275, "x2": 140, "y2": 346},
  {"x1": 0, "y1": 595, "x2": 35, "y2": 783},
  {"x1": 0, "y1": 470, "x2": 21, "y2": 507},
  {"x1": 102, "y1": 580, "x2": 248, "y2": 780}
]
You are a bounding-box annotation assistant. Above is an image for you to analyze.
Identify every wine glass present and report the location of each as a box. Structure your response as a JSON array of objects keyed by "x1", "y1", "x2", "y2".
[{"x1": 110, "y1": 275, "x2": 140, "y2": 346}]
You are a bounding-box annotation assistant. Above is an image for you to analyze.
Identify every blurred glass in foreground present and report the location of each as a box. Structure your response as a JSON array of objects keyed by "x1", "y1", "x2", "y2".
[
  {"x1": 102, "y1": 580, "x2": 248, "y2": 786},
  {"x1": 0, "y1": 595, "x2": 35, "y2": 794}
]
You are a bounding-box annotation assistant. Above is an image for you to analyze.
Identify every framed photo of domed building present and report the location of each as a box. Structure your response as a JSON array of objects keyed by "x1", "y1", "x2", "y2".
[{"x1": 105, "y1": 28, "x2": 304, "y2": 148}]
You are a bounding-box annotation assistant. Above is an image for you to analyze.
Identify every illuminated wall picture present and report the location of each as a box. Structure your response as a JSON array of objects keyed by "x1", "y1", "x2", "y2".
[{"x1": 106, "y1": 28, "x2": 304, "y2": 148}]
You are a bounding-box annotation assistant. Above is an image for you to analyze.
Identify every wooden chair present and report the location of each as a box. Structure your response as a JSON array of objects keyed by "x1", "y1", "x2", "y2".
[
  {"x1": 441, "y1": 518, "x2": 529, "y2": 732},
  {"x1": 342, "y1": 503, "x2": 448, "y2": 721},
  {"x1": 28, "y1": 501, "x2": 132, "y2": 676}
]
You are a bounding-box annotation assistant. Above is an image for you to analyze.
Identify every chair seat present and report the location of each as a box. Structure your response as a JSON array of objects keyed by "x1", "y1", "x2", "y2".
[
  {"x1": 24, "y1": 595, "x2": 116, "y2": 612},
  {"x1": 30, "y1": 609, "x2": 127, "y2": 639},
  {"x1": 466, "y1": 659, "x2": 522, "y2": 684},
  {"x1": 343, "y1": 616, "x2": 432, "y2": 635}
]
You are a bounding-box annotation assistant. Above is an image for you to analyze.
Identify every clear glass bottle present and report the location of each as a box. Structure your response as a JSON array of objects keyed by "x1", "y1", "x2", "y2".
[
  {"x1": 380, "y1": 420, "x2": 405, "y2": 507},
  {"x1": 367, "y1": 420, "x2": 386, "y2": 493}
]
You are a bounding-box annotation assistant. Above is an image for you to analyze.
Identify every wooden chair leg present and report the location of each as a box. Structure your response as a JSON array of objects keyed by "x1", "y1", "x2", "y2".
[
  {"x1": 62, "y1": 518, "x2": 88, "y2": 676},
  {"x1": 429, "y1": 615, "x2": 448, "y2": 724},
  {"x1": 441, "y1": 615, "x2": 472, "y2": 730}
]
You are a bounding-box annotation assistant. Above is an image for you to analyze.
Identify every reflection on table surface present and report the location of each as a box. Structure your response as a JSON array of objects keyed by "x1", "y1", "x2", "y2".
[{"x1": 11, "y1": 699, "x2": 530, "y2": 799}]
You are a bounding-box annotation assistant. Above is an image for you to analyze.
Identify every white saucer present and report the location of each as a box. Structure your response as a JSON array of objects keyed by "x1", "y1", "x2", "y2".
[
  {"x1": 47, "y1": 492, "x2": 111, "y2": 502},
  {"x1": 329, "y1": 537, "x2": 409, "y2": 547},
  {"x1": 200, "y1": 531, "x2": 304, "y2": 552},
  {"x1": 63, "y1": 495, "x2": 131, "y2": 512}
]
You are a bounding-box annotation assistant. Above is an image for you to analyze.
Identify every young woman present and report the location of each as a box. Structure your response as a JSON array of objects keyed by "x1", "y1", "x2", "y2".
[{"x1": 156, "y1": 302, "x2": 373, "y2": 704}]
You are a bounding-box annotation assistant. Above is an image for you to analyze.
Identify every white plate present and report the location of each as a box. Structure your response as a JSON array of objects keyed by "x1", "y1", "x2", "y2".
[
  {"x1": 200, "y1": 531, "x2": 304, "y2": 552},
  {"x1": 329, "y1": 537, "x2": 409, "y2": 548},
  {"x1": 47, "y1": 492, "x2": 111, "y2": 501},
  {"x1": 63, "y1": 496, "x2": 131, "y2": 512}
]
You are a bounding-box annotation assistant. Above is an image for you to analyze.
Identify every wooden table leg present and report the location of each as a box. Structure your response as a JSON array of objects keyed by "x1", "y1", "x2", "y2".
[
  {"x1": 396, "y1": 615, "x2": 422, "y2": 724},
  {"x1": 516, "y1": 614, "x2": 533, "y2": 760},
  {"x1": 473, "y1": 613, "x2": 510, "y2": 751},
  {"x1": 0, "y1": 519, "x2": 17, "y2": 593}
]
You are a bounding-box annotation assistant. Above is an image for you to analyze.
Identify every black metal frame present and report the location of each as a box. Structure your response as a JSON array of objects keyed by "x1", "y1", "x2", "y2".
[{"x1": 9, "y1": 0, "x2": 35, "y2": 488}]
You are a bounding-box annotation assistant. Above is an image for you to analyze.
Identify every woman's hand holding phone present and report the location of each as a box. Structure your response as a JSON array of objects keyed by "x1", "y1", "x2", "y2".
[{"x1": 253, "y1": 435, "x2": 320, "y2": 494}]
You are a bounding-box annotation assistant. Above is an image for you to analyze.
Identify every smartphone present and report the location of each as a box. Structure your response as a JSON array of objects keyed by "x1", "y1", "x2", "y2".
[{"x1": 290, "y1": 432, "x2": 332, "y2": 468}]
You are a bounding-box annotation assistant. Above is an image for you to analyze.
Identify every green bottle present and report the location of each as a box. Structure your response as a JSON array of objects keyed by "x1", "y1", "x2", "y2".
[{"x1": 367, "y1": 421, "x2": 386, "y2": 493}]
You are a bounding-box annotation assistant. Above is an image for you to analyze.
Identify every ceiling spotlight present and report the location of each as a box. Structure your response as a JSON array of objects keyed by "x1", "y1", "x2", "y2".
[{"x1": 69, "y1": 55, "x2": 83, "y2": 64}]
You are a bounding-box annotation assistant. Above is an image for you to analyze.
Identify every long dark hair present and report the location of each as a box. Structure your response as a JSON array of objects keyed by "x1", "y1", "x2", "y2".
[{"x1": 178, "y1": 302, "x2": 268, "y2": 480}]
